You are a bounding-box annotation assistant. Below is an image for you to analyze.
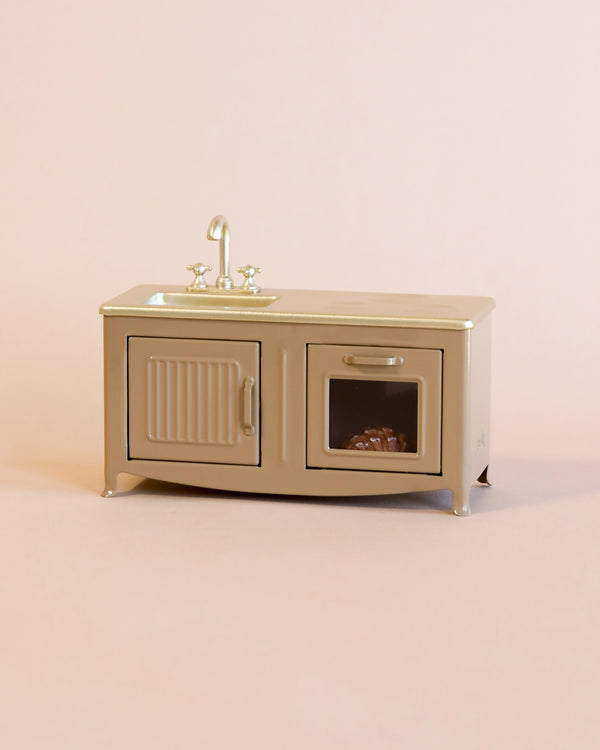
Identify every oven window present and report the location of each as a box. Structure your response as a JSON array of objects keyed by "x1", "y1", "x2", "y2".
[{"x1": 328, "y1": 379, "x2": 418, "y2": 453}]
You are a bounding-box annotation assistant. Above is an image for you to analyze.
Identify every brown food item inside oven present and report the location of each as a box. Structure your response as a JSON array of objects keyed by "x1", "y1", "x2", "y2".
[{"x1": 342, "y1": 426, "x2": 408, "y2": 452}]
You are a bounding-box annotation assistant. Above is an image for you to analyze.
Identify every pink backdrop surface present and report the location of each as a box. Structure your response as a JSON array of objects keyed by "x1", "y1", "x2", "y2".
[{"x1": 1, "y1": 1, "x2": 599, "y2": 748}]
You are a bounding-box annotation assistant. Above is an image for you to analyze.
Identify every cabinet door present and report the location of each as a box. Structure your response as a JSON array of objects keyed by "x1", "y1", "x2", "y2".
[
  {"x1": 128, "y1": 337, "x2": 259, "y2": 465},
  {"x1": 307, "y1": 344, "x2": 441, "y2": 474}
]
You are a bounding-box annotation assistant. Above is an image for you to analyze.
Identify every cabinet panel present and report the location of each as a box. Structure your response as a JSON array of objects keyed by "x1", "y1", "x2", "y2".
[{"x1": 129, "y1": 337, "x2": 259, "y2": 465}]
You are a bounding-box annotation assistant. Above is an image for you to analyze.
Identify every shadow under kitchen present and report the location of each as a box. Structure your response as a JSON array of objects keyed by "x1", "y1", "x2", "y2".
[
  {"x1": 16, "y1": 455, "x2": 598, "y2": 515},
  {"x1": 93, "y1": 454, "x2": 599, "y2": 515}
]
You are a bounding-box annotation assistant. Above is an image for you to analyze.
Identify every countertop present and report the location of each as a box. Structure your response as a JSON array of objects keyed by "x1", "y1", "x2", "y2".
[{"x1": 100, "y1": 285, "x2": 496, "y2": 330}]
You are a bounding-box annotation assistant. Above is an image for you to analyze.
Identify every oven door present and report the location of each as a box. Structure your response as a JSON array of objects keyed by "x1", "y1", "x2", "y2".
[{"x1": 307, "y1": 345, "x2": 442, "y2": 474}]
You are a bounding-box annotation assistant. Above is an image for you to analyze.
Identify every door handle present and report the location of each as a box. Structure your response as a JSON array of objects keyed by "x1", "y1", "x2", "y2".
[
  {"x1": 342, "y1": 354, "x2": 404, "y2": 367},
  {"x1": 242, "y1": 376, "x2": 255, "y2": 436}
]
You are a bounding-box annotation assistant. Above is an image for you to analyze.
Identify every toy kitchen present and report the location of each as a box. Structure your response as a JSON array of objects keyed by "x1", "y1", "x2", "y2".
[{"x1": 100, "y1": 215, "x2": 495, "y2": 515}]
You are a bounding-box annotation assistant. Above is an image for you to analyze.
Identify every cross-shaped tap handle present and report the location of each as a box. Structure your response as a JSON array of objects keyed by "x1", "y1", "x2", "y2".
[
  {"x1": 236, "y1": 264, "x2": 262, "y2": 292},
  {"x1": 186, "y1": 262, "x2": 212, "y2": 291}
]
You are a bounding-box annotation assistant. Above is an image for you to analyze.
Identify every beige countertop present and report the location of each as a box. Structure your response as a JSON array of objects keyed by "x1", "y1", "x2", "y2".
[{"x1": 100, "y1": 285, "x2": 495, "y2": 330}]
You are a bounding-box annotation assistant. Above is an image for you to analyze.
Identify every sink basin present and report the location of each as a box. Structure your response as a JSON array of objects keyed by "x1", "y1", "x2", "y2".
[{"x1": 145, "y1": 292, "x2": 280, "y2": 308}]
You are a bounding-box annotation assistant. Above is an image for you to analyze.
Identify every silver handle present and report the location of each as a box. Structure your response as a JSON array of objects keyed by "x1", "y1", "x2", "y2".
[
  {"x1": 242, "y1": 376, "x2": 255, "y2": 435},
  {"x1": 342, "y1": 354, "x2": 403, "y2": 367}
]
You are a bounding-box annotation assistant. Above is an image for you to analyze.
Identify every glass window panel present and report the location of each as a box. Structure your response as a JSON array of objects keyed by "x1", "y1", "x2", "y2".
[{"x1": 328, "y1": 379, "x2": 418, "y2": 453}]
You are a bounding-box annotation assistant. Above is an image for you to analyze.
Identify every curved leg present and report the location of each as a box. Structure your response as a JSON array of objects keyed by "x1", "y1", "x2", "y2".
[
  {"x1": 452, "y1": 485, "x2": 471, "y2": 516},
  {"x1": 101, "y1": 472, "x2": 119, "y2": 498},
  {"x1": 477, "y1": 465, "x2": 491, "y2": 486}
]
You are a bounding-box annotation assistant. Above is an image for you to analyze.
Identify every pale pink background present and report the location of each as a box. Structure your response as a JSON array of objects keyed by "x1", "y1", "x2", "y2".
[{"x1": 1, "y1": 2, "x2": 599, "y2": 748}]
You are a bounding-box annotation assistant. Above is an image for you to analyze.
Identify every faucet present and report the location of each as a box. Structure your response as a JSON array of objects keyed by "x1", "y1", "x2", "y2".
[
  {"x1": 207, "y1": 215, "x2": 233, "y2": 290},
  {"x1": 185, "y1": 214, "x2": 262, "y2": 293}
]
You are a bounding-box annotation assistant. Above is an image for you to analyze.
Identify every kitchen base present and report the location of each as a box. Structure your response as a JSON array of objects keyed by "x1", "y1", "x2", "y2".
[{"x1": 100, "y1": 288, "x2": 494, "y2": 517}]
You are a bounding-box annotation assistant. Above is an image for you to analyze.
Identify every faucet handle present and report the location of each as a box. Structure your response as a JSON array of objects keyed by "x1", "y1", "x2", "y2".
[
  {"x1": 186, "y1": 262, "x2": 212, "y2": 291},
  {"x1": 236, "y1": 264, "x2": 262, "y2": 293}
]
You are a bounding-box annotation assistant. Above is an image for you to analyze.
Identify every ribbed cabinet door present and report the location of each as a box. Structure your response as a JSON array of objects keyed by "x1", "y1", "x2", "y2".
[{"x1": 128, "y1": 337, "x2": 259, "y2": 465}]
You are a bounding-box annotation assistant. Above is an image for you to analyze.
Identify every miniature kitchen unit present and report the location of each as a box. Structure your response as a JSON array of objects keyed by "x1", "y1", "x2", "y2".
[{"x1": 100, "y1": 215, "x2": 494, "y2": 515}]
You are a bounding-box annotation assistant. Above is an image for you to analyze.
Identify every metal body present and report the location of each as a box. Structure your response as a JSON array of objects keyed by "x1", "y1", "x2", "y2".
[{"x1": 100, "y1": 287, "x2": 494, "y2": 516}]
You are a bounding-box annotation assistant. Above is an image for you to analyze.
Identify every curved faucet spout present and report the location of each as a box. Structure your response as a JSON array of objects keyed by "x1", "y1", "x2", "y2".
[{"x1": 207, "y1": 214, "x2": 233, "y2": 290}]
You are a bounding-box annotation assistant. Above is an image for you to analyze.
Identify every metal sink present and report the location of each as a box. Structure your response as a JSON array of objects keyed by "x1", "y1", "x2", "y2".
[{"x1": 144, "y1": 292, "x2": 280, "y2": 308}]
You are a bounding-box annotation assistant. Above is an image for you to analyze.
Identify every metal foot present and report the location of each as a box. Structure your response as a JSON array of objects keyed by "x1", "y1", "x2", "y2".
[
  {"x1": 452, "y1": 487, "x2": 471, "y2": 516},
  {"x1": 101, "y1": 474, "x2": 119, "y2": 498},
  {"x1": 477, "y1": 465, "x2": 491, "y2": 486}
]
